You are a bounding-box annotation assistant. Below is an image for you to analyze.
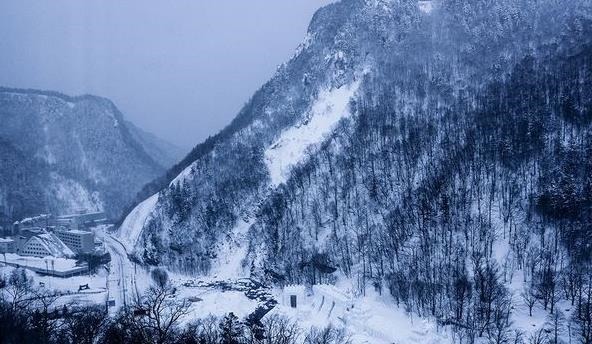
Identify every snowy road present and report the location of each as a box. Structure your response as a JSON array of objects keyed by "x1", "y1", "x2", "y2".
[{"x1": 102, "y1": 231, "x2": 142, "y2": 311}]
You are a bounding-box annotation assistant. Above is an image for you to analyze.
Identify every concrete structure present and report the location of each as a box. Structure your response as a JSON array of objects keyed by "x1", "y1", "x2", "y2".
[
  {"x1": 0, "y1": 237, "x2": 16, "y2": 253},
  {"x1": 54, "y1": 229, "x2": 95, "y2": 254},
  {"x1": 2, "y1": 253, "x2": 88, "y2": 277},
  {"x1": 20, "y1": 233, "x2": 75, "y2": 258},
  {"x1": 280, "y1": 284, "x2": 354, "y2": 318},
  {"x1": 56, "y1": 211, "x2": 106, "y2": 231},
  {"x1": 283, "y1": 285, "x2": 306, "y2": 308},
  {"x1": 13, "y1": 214, "x2": 55, "y2": 232}
]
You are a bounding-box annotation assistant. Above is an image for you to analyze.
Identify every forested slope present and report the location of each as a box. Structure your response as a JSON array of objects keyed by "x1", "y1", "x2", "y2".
[
  {"x1": 0, "y1": 88, "x2": 179, "y2": 222},
  {"x1": 121, "y1": 0, "x2": 592, "y2": 341}
]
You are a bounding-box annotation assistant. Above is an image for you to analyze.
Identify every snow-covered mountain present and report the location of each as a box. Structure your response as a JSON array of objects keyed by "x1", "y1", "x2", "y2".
[
  {"x1": 119, "y1": 0, "x2": 592, "y2": 341},
  {"x1": 0, "y1": 88, "x2": 182, "y2": 222}
]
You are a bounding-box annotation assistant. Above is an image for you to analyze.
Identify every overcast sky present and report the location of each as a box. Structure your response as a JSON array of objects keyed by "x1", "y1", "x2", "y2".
[{"x1": 0, "y1": 0, "x2": 333, "y2": 148}]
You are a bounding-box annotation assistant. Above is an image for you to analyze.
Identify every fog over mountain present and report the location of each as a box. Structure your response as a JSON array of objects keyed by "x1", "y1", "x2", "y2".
[
  {"x1": 0, "y1": 0, "x2": 334, "y2": 148},
  {"x1": 0, "y1": 87, "x2": 183, "y2": 222}
]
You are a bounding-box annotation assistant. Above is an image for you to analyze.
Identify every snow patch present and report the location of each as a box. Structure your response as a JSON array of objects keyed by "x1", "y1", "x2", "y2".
[
  {"x1": 170, "y1": 162, "x2": 197, "y2": 187},
  {"x1": 179, "y1": 289, "x2": 259, "y2": 324},
  {"x1": 268, "y1": 284, "x2": 452, "y2": 344},
  {"x1": 419, "y1": 1, "x2": 435, "y2": 14},
  {"x1": 264, "y1": 80, "x2": 360, "y2": 187},
  {"x1": 50, "y1": 173, "x2": 103, "y2": 213},
  {"x1": 209, "y1": 218, "x2": 254, "y2": 280},
  {"x1": 292, "y1": 32, "x2": 314, "y2": 59},
  {"x1": 118, "y1": 193, "x2": 159, "y2": 249}
]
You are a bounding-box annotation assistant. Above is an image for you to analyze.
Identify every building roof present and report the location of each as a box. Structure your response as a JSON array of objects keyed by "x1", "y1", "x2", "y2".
[
  {"x1": 28, "y1": 233, "x2": 75, "y2": 258},
  {"x1": 57, "y1": 211, "x2": 104, "y2": 220},
  {"x1": 61, "y1": 229, "x2": 92, "y2": 235},
  {"x1": 14, "y1": 214, "x2": 52, "y2": 226}
]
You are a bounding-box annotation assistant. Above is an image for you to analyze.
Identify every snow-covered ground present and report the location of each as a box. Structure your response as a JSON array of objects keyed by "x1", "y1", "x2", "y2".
[
  {"x1": 1, "y1": 253, "x2": 80, "y2": 272},
  {"x1": 5, "y1": 203, "x2": 568, "y2": 344},
  {"x1": 169, "y1": 161, "x2": 197, "y2": 187},
  {"x1": 268, "y1": 282, "x2": 452, "y2": 344},
  {"x1": 0, "y1": 262, "x2": 108, "y2": 311},
  {"x1": 176, "y1": 287, "x2": 259, "y2": 325},
  {"x1": 117, "y1": 193, "x2": 159, "y2": 249},
  {"x1": 207, "y1": 218, "x2": 253, "y2": 280},
  {"x1": 265, "y1": 80, "x2": 360, "y2": 186},
  {"x1": 49, "y1": 172, "x2": 103, "y2": 214}
]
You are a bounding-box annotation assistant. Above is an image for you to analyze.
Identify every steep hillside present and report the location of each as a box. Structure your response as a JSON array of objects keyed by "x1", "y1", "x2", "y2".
[
  {"x1": 120, "y1": 0, "x2": 592, "y2": 341},
  {"x1": 0, "y1": 88, "x2": 179, "y2": 221}
]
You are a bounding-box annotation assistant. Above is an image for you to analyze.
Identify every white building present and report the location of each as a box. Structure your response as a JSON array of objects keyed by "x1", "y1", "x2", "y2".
[
  {"x1": 283, "y1": 285, "x2": 306, "y2": 309},
  {"x1": 20, "y1": 233, "x2": 75, "y2": 258},
  {"x1": 280, "y1": 284, "x2": 354, "y2": 317},
  {"x1": 0, "y1": 238, "x2": 16, "y2": 253},
  {"x1": 54, "y1": 229, "x2": 95, "y2": 254},
  {"x1": 56, "y1": 211, "x2": 106, "y2": 230}
]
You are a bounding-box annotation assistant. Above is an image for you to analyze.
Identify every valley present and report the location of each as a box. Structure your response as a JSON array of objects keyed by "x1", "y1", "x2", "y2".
[{"x1": 1, "y1": 0, "x2": 592, "y2": 343}]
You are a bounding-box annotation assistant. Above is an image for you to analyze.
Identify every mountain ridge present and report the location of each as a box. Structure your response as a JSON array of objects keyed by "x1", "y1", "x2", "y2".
[
  {"x1": 118, "y1": 1, "x2": 592, "y2": 341},
  {"x1": 0, "y1": 87, "x2": 182, "y2": 223}
]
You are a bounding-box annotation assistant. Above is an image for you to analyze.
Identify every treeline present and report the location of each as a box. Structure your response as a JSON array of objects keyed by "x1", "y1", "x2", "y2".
[{"x1": 0, "y1": 268, "x2": 349, "y2": 344}]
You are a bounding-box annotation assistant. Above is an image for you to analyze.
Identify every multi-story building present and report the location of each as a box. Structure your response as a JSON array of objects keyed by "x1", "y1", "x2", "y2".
[
  {"x1": 13, "y1": 214, "x2": 55, "y2": 232},
  {"x1": 54, "y1": 229, "x2": 95, "y2": 254},
  {"x1": 56, "y1": 211, "x2": 106, "y2": 231},
  {"x1": 20, "y1": 233, "x2": 75, "y2": 258}
]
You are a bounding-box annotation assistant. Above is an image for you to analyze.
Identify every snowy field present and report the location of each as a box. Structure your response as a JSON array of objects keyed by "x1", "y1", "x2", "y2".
[
  {"x1": 2, "y1": 253, "x2": 81, "y2": 272},
  {"x1": 0, "y1": 262, "x2": 108, "y2": 310},
  {"x1": 267, "y1": 281, "x2": 452, "y2": 344}
]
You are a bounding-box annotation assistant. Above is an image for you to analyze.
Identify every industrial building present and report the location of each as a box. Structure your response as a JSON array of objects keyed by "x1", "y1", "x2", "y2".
[
  {"x1": 20, "y1": 233, "x2": 75, "y2": 258},
  {"x1": 56, "y1": 211, "x2": 106, "y2": 230},
  {"x1": 54, "y1": 229, "x2": 95, "y2": 254}
]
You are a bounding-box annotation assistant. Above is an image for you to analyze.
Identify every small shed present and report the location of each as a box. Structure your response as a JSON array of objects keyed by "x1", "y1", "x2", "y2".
[
  {"x1": 283, "y1": 285, "x2": 306, "y2": 309},
  {"x1": 0, "y1": 237, "x2": 16, "y2": 253}
]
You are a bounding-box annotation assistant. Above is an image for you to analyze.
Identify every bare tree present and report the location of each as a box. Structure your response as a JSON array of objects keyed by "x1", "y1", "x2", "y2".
[
  {"x1": 546, "y1": 311, "x2": 565, "y2": 344},
  {"x1": 29, "y1": 287, "x2": 60, "y2": 343},
  {"x1": 303, "y1": 324, "x2": 351, "y2": 344},
  {"x1": 261, "y1": 314, "x2": 301, "y2": 344},
  {"x1": 574, "y1": 288, "x2": 592, "y2": 344},
  {"x1": 521, "y1": 284, "x2": 537, "y2": 317},
  {"x1": 62, "y1": 305, "x2": 108, "y2": 344},
  {"x1": 528, "y1": 328, "x2": 549, "y2": 344},
  {"x1": 131, "y1": 269, "x2": 191, "y2": 344},
  {"x1": 4, "y1": 268, "x2": 35, "y2": 312}
]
